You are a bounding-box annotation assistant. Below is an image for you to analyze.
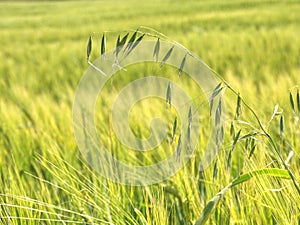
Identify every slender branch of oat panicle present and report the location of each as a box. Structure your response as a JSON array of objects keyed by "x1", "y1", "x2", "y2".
[
  {"x1": 136, "y1": 27, "x2": 299, "y2": 195},
  {"x1": 86, "y1": 35, "x2": 107, "y2": 76},
  {"x1": 90, "y1": 27, "x2": 299, "y2": 195},
  {"x1": 210, "y1": 72, "x2": 300, "y2": 195},
  {"x1": 160, "y1": 27, "x2": 299, "y2": 194}
]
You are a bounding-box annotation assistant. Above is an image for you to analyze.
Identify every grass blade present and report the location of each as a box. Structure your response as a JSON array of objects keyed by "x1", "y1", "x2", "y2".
[
  {"x1": 195, "y1": 185, "x2": 229, "y2": 225},
  {"x1": 231, "y1": 168, "x2": 290, "y2": 186},
  {"x1": 134, "y1": 208, "x2": 148, "y2": 225},
  {"x1": 195, "y1": 168, "x2": 290, "y2": 225}
]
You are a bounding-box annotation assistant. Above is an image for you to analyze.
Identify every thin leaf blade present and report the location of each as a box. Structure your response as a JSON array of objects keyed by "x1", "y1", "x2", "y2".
[
  {"x1": 231, "y1": 168, "x2": 290, "y2": 187},
  {"x1": 196, "y1": 168, "x2": 290, "y2": 225}
]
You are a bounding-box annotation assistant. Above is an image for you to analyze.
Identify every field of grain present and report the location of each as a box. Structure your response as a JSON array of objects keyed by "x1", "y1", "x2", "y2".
[{"x1": 0, "y1": 0, "x2": 299, "y2": 224}]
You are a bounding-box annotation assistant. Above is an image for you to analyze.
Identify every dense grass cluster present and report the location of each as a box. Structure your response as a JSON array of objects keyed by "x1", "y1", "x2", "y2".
[{"x1": 0, "y1": 0, "x2": 299, "y2": 224}]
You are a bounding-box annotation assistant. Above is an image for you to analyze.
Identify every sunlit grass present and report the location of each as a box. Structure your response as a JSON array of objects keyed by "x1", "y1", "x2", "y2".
[{"x1": 0, "y1": 0, "x2": 299, "y2": 224}]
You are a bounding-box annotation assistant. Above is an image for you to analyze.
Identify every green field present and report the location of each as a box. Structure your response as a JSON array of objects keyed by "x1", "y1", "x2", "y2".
[{"x1": 0, "y1": 0, "x2": 300, "y2": 224}]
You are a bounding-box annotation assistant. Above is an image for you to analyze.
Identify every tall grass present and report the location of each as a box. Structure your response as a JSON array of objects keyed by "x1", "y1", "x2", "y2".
[{"x1": 0, "y1": 0, "x2": 299, "y2": 224}]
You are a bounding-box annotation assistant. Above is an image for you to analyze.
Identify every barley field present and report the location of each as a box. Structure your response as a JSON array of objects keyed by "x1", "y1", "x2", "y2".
[{"x1": 0, "y1": 0, "x2": 299, "y2": 224}]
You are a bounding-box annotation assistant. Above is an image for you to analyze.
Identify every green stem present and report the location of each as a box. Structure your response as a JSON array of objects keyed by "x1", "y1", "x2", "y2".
[
  {"x1": 217, "y1": 75, "x2": 300, "y2": 195},
  {"x1": 111, "y1": 29, "x2": 300, "y2": 195}
]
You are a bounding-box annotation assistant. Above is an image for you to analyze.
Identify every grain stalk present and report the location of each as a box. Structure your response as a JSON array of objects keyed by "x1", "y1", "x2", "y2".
[
  {"x1": 217, "y1": 78, "x2": 300, "y2": 195},
  {"x1": 87, "y1": 28, "x2": 300, "y2": 195}
]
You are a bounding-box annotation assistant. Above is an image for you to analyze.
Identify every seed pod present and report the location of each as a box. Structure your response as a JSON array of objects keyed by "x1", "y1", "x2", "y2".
[
  {"x1": 213, "y1": 161, "x2": 218, "y2": 182},
  {"x1": 124, "y1": 30, "x2": 137, "y2": 53},
  {"x1": 166, "y1": 82, "x2": 172, "y2": 108},
  {"x1": 160, "y1": 46, "x2": 174, "y2": 67},
  {"x1": 297, "y1": 89, "x2": 300, "y2": 116},
  {"x1": 230, "y1": 122, "x2": 235, "y2": 140},
  {"x1": 289, "y1": 92, "x2": 296, "y2": 116},
  {"x1": 126, "y1": 34, "x2": 145, "y2": 56},
  {"x1": 172, "y1": 117, "x2": 177, "y2": 143},
  {"x1": 87, "y1": 35, "x2": 92, "y2": 61},
  {"x1": 101, "y1": 33, "x2": 106, "y2": 56},
  {"x1": 176, "y1": 135, "x2": 182, "y2": 162},
  {"x1": 178, "y1": 54, "x2": 187, "y2": 76},
  {"x1": 235, "y1": 94, "x2": 242, "y2": 119},
  {"x1": 280, "y1": 115, "x2": 284, "y2": 137},
  {"x1": 153, "y1": 37, "x2": 160, "y2": 62}
]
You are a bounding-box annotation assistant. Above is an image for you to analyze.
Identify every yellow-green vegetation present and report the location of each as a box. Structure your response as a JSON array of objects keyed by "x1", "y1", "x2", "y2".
[{"x1": 0, "y1": 0, "x2": 299, "y2": 224}]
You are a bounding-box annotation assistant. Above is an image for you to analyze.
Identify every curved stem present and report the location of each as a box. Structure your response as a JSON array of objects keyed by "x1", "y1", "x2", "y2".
[
  {"x1": 215, "y1": 73, "x2": 300, "y2": 195},
  {"x1": 93, "y1": 29, "x2": 300, "y2": 195}
]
